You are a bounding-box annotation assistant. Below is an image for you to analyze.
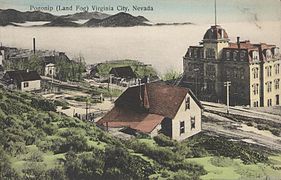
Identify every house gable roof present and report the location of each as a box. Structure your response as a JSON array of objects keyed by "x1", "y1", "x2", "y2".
[
  {"x1": 5, "y1": 70, "x2": 41, "y2": 82},
  {"x1": 109, "y1": 66, "x2": 137, "y2": 79},
  {"x1": 97, "y1": 82, "x2": 203, "y2": 133},
  {"x1": 115, "y1": 82, "x2": 203, "y2": 119}
]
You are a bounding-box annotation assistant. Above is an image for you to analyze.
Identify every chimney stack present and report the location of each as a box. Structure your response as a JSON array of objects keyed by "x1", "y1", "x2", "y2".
[
  {"x1": 33, "y1": 38, "x2": 36, "y2": 54},
  {"x1": 237, "y1": 36, "x2": 240, "y2": 49},
  {"x1": 237, "y1": 36, "x2": 241, "y2": 61}
]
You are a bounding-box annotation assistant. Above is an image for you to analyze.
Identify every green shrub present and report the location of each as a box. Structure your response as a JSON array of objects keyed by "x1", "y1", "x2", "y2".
[
  {"x1": 153, "y1": 134, "x2": 178, "y2": 147},
  {"x1": 210, "y1": 156, "x2": 234, "y2": 167}
]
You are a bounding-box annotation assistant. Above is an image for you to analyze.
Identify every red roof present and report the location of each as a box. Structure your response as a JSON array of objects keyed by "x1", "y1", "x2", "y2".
[
  {"x1": 97, "y1": 82, "x2": 203, "y2": 133},
  {"x1": 98, "y1": 107, "x2": 164, "y2": 133}
]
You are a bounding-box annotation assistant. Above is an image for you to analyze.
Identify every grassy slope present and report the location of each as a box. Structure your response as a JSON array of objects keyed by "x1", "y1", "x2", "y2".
[
  {"x1": 138, "y1": 138, "x2": 281, "y2": 180},
  {"x1": 96, "y1": 59, "x2": 158, "y2": 78},
  {"x1": 1, "y1": 88, "x2": 281, "y2": 179}
]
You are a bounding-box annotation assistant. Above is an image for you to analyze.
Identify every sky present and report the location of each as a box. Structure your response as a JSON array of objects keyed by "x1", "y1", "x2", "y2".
[{"x1": 0, "y1": 0, "x2": 280, "y2": 23}]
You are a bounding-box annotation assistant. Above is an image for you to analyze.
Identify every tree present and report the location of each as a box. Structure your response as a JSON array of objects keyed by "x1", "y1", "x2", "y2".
[{"x1": 162, "y1": 68, "x2": 181, "y2": 81}]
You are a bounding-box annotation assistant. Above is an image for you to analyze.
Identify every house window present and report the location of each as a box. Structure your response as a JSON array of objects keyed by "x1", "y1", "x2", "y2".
[
  {"x1": 185, "y1": 97, "x2": 190, "y2": 110},
  {"x1": 23, "y1": 82, "x2": 29, "y2": 88},
  {"x1": 191, "y1": 116, "x2": 195, "y2": 129},
  {"x1": 180, "y1": 121, "x2": 185, "y2": 134}
]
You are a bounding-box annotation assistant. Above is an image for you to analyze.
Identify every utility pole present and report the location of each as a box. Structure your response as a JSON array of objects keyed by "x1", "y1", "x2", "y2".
[
  {"x1": 194, "y1": 68, "x2": 199, "y2": 97},
  {"x1": 108, "y1": 74, "x2": 113, "y2": 101},
  {"x1": 224, "y1": 81, "x2": 231, "y2": 114},
  {"x1": 214, "y1": 0, "x2": 217, "y2": 25},
  {"x1": 85, "y1": 98, "x2": 89, "y2": 121},
  {"x1": 51, "y1": 69, "x2": 54, "y2": 92}
]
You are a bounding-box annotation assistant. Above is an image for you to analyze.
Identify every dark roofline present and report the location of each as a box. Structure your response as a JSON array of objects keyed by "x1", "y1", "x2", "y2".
[{"x1": 188, "y1": 89, "x2": 204, "y2": 109}]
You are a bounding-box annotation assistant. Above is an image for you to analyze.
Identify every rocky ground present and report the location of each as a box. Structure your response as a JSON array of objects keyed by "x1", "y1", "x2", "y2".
[{"x1": 202, "y1": 102, "x2": 281, "y2": 152}]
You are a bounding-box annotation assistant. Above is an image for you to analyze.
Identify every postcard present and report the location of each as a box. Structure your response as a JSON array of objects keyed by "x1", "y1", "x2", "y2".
[{"x1": 0, "y1": 0, "x2": 280, "y2": 179}]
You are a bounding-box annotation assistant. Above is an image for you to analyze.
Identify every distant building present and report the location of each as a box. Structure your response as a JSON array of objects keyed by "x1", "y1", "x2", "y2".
[
  {"x1": 3, "y1": 70, "x2": 41, "y2": 91},
  {"x1": 109, "y1": 66, "x2": 137, "y2": 87},
  {"x1": 97, "y1": 82, "x2": 203, "y2": 141},
  {"x1": 44, "y1": 63, "x2": 56, "y2": 77},
  {"x1": 0, "y1": 65, "x2": 4, "y2": 79},
  {"x1": 183, "y1": 25, "x2": 281, "y2": 107},
  {"x1": 0, "y1": 49, "x2": 4, "y2": 66}
]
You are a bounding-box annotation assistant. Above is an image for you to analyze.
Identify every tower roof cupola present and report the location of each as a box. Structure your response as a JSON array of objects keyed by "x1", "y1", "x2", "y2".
[{"x1": 203, "y1": 25, "x2": 229, "y2": 42}]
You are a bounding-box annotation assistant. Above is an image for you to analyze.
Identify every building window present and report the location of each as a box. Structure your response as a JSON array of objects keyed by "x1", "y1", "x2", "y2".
[
  {"x1": 276, "y1": 64, "x2": 278, "y2": 74},
  {"x1": 200, "y1": 50, "x2": 204, "y2": 58},
  {"x1": 240, "y1": 51, "x2": 246, "y2": 60},
  {"x1": 252, "y1": 68, "x2": 259, "y2": 79},
  {"x1": 233, "y1": 51, "x2": 237, "y2": 61},
  {"x1": 266, "y1": 81, "x2": 272, "y2": 92},
  {"x1": 252, "y1": 84, "x2": 259, "y2": 95},
  {"x1": 194, "y1": 49, "x2": 198, "y2": 58},
  {"x1": 266, "y1": 66, "x2": 272, "y2": 77},
  {"x1": 226, "y1": 51, "x2": 230, "y2": 60},
  {"x1": 275, "y1": 79, "x2": 280, "y2": 90},
  {"x1": 180, "y1": 121, "x2": 185, "y2": 134},
  {"x1": 252, "y1": 51, "x2": 259, "y2": 61},
  {"x1": 253, "y1": 101, "x2": 259, "y2": 107},
  {"x1": 206, "y1": 48, "x2": 215, "y2": 58},
  {"x1": 267, "y1": 99, "x2": 272, "y2": 106},
  {"x1": 185, "y1": 97, "x2": 190, "y2": 110},
  {"x1": 191, "y1": 116, "x2": 195, "y2": 129},
  {"x1": 23, "y1": 82, "x2": 29, "y2": 88},
  {"x1": 266, "y1": 49, "x2": 272, "y2": 59}
]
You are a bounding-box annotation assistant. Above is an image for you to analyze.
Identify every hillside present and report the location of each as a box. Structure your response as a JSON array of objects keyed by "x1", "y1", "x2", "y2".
[
  {"x1": 84, "y1": 12, "x2": 150, "y2": 27},
  {"x1": 43, "y1": 17, "x2": 80, "y2": 27},
  {"x1": 1, "y1": 87, "x2": 281, "y2": 179},
  {"x1": 0, "y1": 9, "x2": 56, "y2": 25},
  {"x1": 93, "y1": 60, "x2": 158, "y2": 78},
  {"x1": 61, "y1": 11, "x2": 110, "y2": 21},
  {"x1": 0, "y1": 87, "x2": 206, "y2": 179}
]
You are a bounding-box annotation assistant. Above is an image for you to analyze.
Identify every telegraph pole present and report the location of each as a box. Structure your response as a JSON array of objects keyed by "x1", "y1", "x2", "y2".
[
  {"x1": 194, "y1": 68, "x2": 199, "y2": 97},
  {"x1": 224, "y1": 81, "x2": 231, "y2": 114}
]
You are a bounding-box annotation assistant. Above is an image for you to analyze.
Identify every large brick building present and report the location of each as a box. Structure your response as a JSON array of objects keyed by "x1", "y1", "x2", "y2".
[{"x1": 182, "y1": 25, "x2": 281, "y2": 107}]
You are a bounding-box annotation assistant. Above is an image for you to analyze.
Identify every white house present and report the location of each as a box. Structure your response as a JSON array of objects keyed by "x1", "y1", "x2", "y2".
[
  {"x1": 3, "y1": 70, "x2": 41, "y2": 91},
  {"x1": 97, "y1": 82, "x2": 203, "y2": 141},
  {"x1": 44, "y1": 63, "x2": 56, "y2": 77}
]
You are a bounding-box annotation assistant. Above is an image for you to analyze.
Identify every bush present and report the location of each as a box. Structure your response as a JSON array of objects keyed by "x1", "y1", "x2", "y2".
[
  {"x1": 31, "y1": 98, "x2": 56, "y2": 112},
  {"x1": 153, "y1": 134, "x2": 178, "y2": 147},
  {"x1": 210, "y1": 156, "x2": 234, "y2": 167}
]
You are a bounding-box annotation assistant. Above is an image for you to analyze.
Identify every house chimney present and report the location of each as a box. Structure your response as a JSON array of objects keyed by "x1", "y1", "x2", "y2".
[{"x1": 33, "y1": 38, "x2": 36, "y2": 54}]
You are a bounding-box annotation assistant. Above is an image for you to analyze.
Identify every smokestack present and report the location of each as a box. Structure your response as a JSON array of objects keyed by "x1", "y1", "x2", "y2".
[
  {"x1": 33, "y1": 38, "x2": 36, "y2": 54},
  {"x1": 237, "y1": 36, "x2": 240, "y2": 49},
  {"x1": 237, "y1": 36, "x2": 240, "y2": 61}
]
